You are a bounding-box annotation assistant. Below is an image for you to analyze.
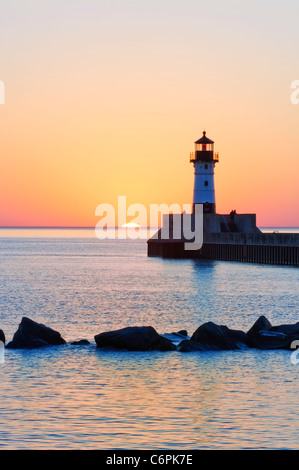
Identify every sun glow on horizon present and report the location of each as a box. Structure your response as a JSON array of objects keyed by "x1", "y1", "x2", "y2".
[{"x1": 121, "y1": 223, "x2": 141, "y2": 228}]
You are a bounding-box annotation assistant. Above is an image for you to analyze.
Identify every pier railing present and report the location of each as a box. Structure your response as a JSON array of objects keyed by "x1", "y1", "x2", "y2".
[{"x1": 203, "y1": 232, "x2": 299, "y2": 247}]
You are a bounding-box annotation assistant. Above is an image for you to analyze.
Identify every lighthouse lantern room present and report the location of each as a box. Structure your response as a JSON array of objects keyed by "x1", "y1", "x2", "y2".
[{"x1": 190, "y1": 131, "x2": 219, "y2": 214}]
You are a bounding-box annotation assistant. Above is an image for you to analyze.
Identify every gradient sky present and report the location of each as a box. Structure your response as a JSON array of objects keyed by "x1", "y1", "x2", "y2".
[{"x1": 0, "y1": 0, "x2": 299, "y2": 227}]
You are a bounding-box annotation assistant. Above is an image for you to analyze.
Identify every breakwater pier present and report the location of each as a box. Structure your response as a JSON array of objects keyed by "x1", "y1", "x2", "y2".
[{"x1": 148, "y1": 227, "x2": 299, "y2": 266}]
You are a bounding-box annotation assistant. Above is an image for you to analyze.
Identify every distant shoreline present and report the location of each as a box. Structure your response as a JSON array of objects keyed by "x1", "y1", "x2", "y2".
[
  {"x1": 0, "y1": 226, "x2": 299, "y2": 230},
  {"x1": 0, "y1": 226, "x2": 156, "y2": 229}
]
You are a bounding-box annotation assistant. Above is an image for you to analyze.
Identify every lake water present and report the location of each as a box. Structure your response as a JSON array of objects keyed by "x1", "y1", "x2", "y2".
[{"x1": 0, "y1": 228, "x2": 299, "y2": 449}]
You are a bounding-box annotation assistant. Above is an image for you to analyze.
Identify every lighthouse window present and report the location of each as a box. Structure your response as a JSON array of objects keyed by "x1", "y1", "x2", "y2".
[{"x1": 204, "y1": 181, "x2": 209, "y2": 186}]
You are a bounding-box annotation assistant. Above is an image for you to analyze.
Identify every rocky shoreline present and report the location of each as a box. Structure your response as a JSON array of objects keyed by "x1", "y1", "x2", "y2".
[{"x1": 1, "y1": 315, "x2": 299, "y2": 353}]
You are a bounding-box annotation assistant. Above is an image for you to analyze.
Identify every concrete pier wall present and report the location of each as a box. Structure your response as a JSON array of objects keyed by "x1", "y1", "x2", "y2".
[
  {"x1": 147, "y1": 232, "x2": 299, "y2": 266},
  {"x1": 147, "y1": 212, "x2": 299, "y2": 266}
]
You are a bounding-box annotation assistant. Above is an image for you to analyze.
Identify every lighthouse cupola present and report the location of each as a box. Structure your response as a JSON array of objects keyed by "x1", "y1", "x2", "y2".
[{"x1": 190, "y1": 131, "x2": 219, "y2": 214}]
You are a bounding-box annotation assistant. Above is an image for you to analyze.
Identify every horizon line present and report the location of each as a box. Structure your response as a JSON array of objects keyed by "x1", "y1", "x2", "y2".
[
  {"x1": 0, "y1": 226, "x2": 158, "y2": 229},
  {"x1": 0, "y1": 225, "x2": 299, "y2": 229}
]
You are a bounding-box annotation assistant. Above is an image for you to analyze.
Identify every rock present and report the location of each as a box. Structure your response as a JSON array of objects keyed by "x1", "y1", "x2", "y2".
[
  {"x1": 271, "y1": 322, "x2": 299, "y2": 336},
  {"x1": 177, "y1": 339, "x2": 211, "y2": 352},
  {"x1": 247, "y1": 329, "x2": 293, "y2": 350},
  {"x1": 246, "y1": 316, "x2": 299, "y2": 349},
  {"x1": 94, "y1": 326, "x2": 176, "y2": 351},
  {"x1": 162, "y1": 330, "x2": 189, "y2": 344},
  {"x1": 71, "y1": 339, "x2": 90, "y2": 345},
  {"x1": 175, "y1": 330, "x2": 188, "y2": 337},
  {"x1": 225, "y1": 327, "x2": 248, "y2": 344},
  {"x1": 5, "y1": 317, "x2": 66, "y2": 349},
  {"x1": 189, "y1": 321, "x2": 248, "y2": 351},
  {"x1": 0, "y1": 329, "x2": 5, "y2": 345},
  {"x1": 246, "y1": 315, "x2": 272, "y2": 337}
]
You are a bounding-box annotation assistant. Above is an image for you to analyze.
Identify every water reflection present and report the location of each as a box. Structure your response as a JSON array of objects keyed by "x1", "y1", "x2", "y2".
[
  {"x1": 2, "y1": 230, "x2": 299, "y2": 449},
  {"x1": 3, "y1": 345, "x2": 298, "y2": 449}
]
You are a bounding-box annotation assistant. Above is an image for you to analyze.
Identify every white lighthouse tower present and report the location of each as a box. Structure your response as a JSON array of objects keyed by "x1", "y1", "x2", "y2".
[{"x1": 190, "y1": 131, "x2": 219, "y2": 214}]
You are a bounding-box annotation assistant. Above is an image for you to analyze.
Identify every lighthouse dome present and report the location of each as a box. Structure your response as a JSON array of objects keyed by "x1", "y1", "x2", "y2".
[{"x1": 195, "y1": 131, "x2": 214, "y2": 144}]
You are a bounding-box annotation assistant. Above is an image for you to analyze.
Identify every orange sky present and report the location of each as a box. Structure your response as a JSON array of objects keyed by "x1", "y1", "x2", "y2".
[{"x1": 0, "y1": 0, "x2": 299, "y2": 228}]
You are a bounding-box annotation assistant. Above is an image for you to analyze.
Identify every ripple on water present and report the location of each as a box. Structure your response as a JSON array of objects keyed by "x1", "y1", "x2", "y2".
[{"x1": 1, "y1": 235, "x2": 299, "y2": 449}]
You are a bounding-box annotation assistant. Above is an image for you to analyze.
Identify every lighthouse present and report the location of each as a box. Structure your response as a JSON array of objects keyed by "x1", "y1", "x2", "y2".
[
  {"x1": 147, "y1": 129, "x2": 299, "y2": 266},
  {"x1": 147, "y1": 129, "x2": 299, "y2": 265},
  {"x1": 190, "y1": 131, "x2": 219, "y2": 214}
]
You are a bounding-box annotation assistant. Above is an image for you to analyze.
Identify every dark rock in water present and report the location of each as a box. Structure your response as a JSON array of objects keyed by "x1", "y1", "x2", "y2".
[
  {"x1": 271, "y1": 322, "x2": 299, "y2": 336},
  {"x1": 5, "y1": 317, "x2": 66, "y2": 349},
  {"x1": 94, "y1": 326, "x2": 176, "y2": 351},
  {"x1": 189, "y1": 321, "x2": 248, "y2": 351},
  {"x1": 0, "y1": 329, "x2": 5, "y2": 344},
  {"x1": 246, "y1": 315, "x2": 272, "y2": 337},
  {"x1": 164, "y1": 330, "x2": 188, "y2": 341},
  {"x1": 71, "y1": 339, "x2": 90, "y2": 345},
  {"x1": 177, "y1": 339, "x2": 211, "y2": 352},
  {"x1": 247, "y1": 329, "x2": 293, "y2": 350},
  {"x1": 176, "y1": 330, "x2": 188, "y2": 337},
  {"x1": 161, "y1": 331, "x2": 189, "y2": 345},
  {"x1": 246, "y1": 315, "x2": 299, "y2": 349}
]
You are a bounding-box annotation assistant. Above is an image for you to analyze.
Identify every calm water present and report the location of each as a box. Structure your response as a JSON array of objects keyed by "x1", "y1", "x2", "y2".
[{"x1": 1, "y1": 228, "x2": 299, "y2": 449}]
